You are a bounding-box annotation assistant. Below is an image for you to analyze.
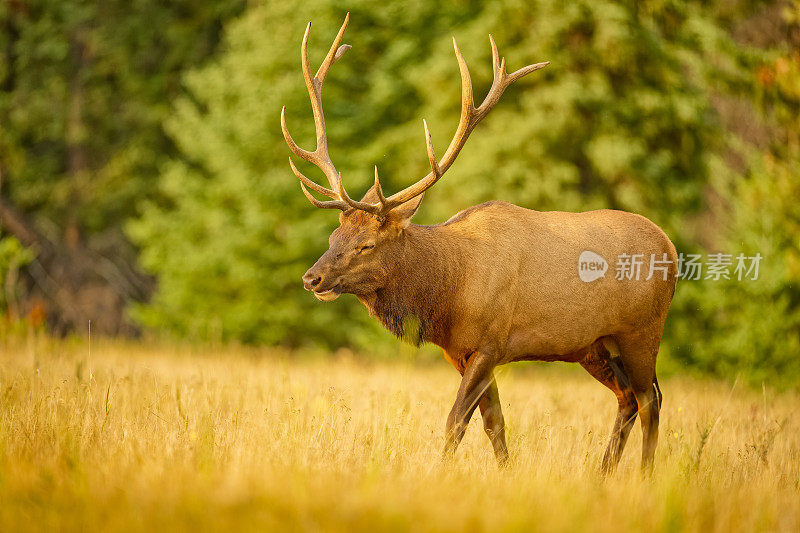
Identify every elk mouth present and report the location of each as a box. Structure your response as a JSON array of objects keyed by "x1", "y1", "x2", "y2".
[{"x1": 313, "y1": 287, "x2": 340, "y2": 302}]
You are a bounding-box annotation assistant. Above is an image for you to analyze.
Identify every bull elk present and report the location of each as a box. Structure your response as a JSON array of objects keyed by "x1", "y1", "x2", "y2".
[{"x1": 281, "y1": 14, "x2": 678, "y2": 472}]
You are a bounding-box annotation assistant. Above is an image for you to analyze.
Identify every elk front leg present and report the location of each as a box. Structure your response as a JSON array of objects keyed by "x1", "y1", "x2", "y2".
[
  {"x1": 443, "y1": 351, "x2": 495, "y2": 460},
  {"x1": 478, "y1": 375, "x2": 509, "y2": 466}
]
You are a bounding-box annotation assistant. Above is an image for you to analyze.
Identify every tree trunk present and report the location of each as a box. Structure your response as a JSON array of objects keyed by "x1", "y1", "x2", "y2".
[
  {"x1": 65, "y1": 30, "x2": 87, "y2": 250},
  {"x1": 0, "y1": 195, "x2": 151, "y2": 336}
]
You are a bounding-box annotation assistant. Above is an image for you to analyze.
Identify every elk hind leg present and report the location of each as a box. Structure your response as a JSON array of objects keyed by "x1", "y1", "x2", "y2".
[
  {"x1": 635, "y1": 381, "x2": 660, "y2": 472},
  {"x1": 615, "y1": 332, "x2": 662, "y2": 473},
  {"x1": 580, "y1": 339, "x2": 637, "y2": 474},
  {"x1": 478, "y1": 374, "x2": 509, "y2": 466}
]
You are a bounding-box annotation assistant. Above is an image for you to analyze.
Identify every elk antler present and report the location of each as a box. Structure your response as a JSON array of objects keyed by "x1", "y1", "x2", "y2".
[
  {"x1": 282, "y1": 15, "x2": 549, "y2": 217},
  {"x1": 280, "y1": 14, "x2": 352, "y2": 210}
]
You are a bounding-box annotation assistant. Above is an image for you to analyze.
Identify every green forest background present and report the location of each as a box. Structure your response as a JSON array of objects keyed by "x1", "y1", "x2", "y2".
[{"x1": 1, "y1": 0, "x2": 798, "y2": 387}]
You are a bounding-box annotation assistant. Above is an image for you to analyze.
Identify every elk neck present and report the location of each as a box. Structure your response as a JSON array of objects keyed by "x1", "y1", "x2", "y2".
[{"x1": 358, "y1": 223, "x2": 459, "y2": 347}]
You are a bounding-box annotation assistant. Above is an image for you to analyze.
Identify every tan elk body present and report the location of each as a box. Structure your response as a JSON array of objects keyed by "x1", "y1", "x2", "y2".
[{"x1": 281, "y1": 15, "x2": 678, "y2": 471}]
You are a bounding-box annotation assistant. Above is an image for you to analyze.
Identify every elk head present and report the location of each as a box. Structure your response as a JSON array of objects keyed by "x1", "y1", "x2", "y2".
[{"x1": 281, "y1": 14, "x2": 548, "y2": 302}]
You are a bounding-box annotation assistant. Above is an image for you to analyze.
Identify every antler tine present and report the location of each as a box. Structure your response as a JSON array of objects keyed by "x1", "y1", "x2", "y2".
[
  {"x1": 336, "y1": 173, "x2": 383, "y2": 215},
  {"x1": 376, "y1": 35, "x2": 548, "y2": 213},
  {"x1": 288, "y1": 157, "x2": 338, "y2": 199},
  {"x1": 280, "y1": 106, "x2": 314, "y2": 162},
  {"x1": 478, "y1": 35, "x2": 548, "y2": 117},
  {"x1": 423, "y1": 119, "x2": 441, "y2": 179},
  {"x1": 374, "y1": 166, "x2": 389, "y2": 208},
  {"x1": 299, "y1": 23, "x2": 321, "y2": 139},
  {"x1": 299, "y1": 181, "x2": 349, "y2": 210},
  {"x1": 441, "y1": 37, "x2": 479, "y2": 160},
  {"x1": 505, "y1": 61, "x2": 550, "y2": 85},
  {"x1": 490, "y1": 34, "x2": 501, "y2": 77},
  {"x1": 453, "y1": 38, "x2": 476, "y2": 116},
  {"x1": 316, "y1": 13, "x2": 351, "y2": 83}
]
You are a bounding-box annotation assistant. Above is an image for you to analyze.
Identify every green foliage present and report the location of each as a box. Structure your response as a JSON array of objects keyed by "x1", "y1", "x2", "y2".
[
  {"x1": 0, "y1": 233, "x2": 34, "y2": 314},
  {"x1": 666, "y1": 153, "x2": 800, "y2": 387},
  {"x1": 0, "y1": 0, "x2": 243, "y2": 239},
  {"x1": 664, "y1": 2, "x2": 800, "y2": 388},
  {"x1": 0, "y1": 234, "x2": 33, "y2": 283}
]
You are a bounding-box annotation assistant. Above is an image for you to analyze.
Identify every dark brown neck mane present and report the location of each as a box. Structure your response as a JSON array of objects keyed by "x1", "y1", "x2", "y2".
[{"x1": 358, "y1": 224, "x2": 458, "y2": 347}]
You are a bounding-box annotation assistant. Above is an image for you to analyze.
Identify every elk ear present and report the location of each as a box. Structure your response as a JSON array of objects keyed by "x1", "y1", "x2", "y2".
[
  {"x1": 386, "y1": 193, "x2": 424, "y2": 228},
  {"x1": 337, "y1": 185, "x2": 382, "y2": 224},
  {"x1": 359, "y1": 184, "x2": 381, "y2": 205}
]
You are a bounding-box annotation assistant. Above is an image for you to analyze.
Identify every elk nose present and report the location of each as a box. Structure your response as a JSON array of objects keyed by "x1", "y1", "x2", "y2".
[{"x1": 302, "y1": 270, "x2": 323, "y2": 291}]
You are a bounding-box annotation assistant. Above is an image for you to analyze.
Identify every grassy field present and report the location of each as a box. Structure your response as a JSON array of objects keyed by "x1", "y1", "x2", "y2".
[{"x1": 0, "y1": 337, "x2": 798, "y2": 532}]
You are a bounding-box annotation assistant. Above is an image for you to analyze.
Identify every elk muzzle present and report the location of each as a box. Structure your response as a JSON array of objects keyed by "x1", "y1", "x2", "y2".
[{"x1": 302, "y1": 264, "x2": 341, "y2": 301}]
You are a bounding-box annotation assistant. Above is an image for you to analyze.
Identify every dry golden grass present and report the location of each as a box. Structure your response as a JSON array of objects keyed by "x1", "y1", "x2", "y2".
[{"x1": 0, "y1": 337, "x2": 798, "y2": 532}]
